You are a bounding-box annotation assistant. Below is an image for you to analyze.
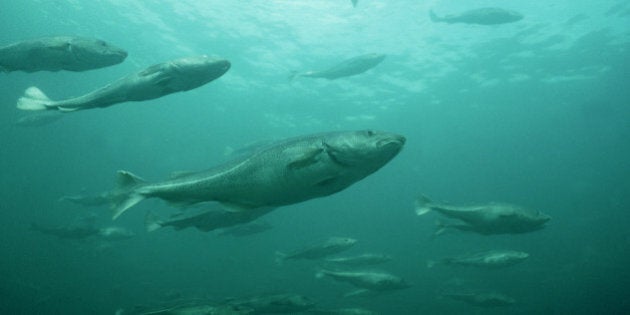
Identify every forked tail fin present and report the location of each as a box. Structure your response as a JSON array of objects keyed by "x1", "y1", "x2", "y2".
[
  {"x1": 145, "y1": 211, "x2": 163, "y2": 232},
  {"x1": 429, "y1": 10, "x2": 442, "y2": 23},
  {"x1": 415, "y1": 194, "x2": 434, "y2": 216},
  {"x1": 17, "y1": 87, "x2": 55, "y2": 111},
  {"x1": 111, "y1": 170, "x2": 147, "y2": 220}
]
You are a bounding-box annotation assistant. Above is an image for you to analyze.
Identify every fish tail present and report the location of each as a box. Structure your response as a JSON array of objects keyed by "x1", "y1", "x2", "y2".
[
  {"x1": 415, "y1": 194, "x2": 434, "y2": 216},
  {"x1": 144, "y1": 211, "x2": 163, "y2": 232},
  {"x1": 17, "y1": 87, "x2": 55, "y2": 111},
  {"x1": 288, "y1": 71, "x2": 300, "y2": 81},
  {"x1": 434, "y1": 219, "x2": 447, "y2": 236},
  {"x1": 429, "y1": 10, "x2": 441, "y2": 23},
  {"x1": 111, "y1": 170, "x2": 147, "y2": 220}
]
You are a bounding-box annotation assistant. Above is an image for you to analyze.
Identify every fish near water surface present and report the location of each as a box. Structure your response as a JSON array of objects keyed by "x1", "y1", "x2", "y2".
[
  {"x1": 17, "y1": 55, "x2": 230, "y2": 112},
  {"x1": 415, "y1": 195, "x2": 551, "y2": 235},
  {"x1": 290, "y1": 53, "x2": 386, "y2": 80},
  {"x1": 109, "y1": 130, "x2": 405, "y2": 220},
  {"x1": 429, "y1": 7, "x2": 523, "y2": 25},
  {"x1": 0, "y1": 36, "x2": 127, "y2": 73}
]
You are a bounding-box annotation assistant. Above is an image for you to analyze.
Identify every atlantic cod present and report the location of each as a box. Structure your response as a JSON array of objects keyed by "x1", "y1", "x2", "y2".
[
  {"x1": 290, "y1": 54, "x2": 386, "y2": 80},
  {"x1": 17, "y1": 55, "x2": 230, "y2": 112},
  {"x1": 0, "y1": 36, "x2": 127, "y2": 73},
  {"x1": 109, "y1": 130, "x2": 404, "y2": 220},
  {"x1": 415, "y1": 195, "x2": 550, "y2": 235}
]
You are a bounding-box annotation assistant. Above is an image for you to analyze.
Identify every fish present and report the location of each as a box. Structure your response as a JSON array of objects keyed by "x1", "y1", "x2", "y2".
[
  {"x1": 131, "y1": 304, "x2": 253, "y2": 315},
  {"x1": 316, "y1": 269, "x2": 411, "y2": 292},
  {"x1": 109, "y1": 130, "x2": 405, "y2": 220},
  {"x1": 227, "y1": 293, "x2": 315, "y2": 314},
  {"x1": 442, "y1": 292, "x2": 516, "y2": 307},
  {"x1": 217, "y1": 221, "x2": 272, "y2": 237},
  {"x1": 276, "y1": 237, "x2": 357, "y2": 262},
  {"x1": 306, "y1": 308, "x2": 378, "y2": 315},
  {"x1": 29, "y1": 222, "x2": 100, "y2": 240},
  {"x1": 17, "y1": 55, "x2": 230, "y2": 112},
  {"x1": 429, "y1": 7, "x2": 524, "y2": 25},
  {"x1": 0, "y1": 36, "x2": 127, "y2": 73},
  {"x1": 415, "y1": 195, "x2": 551, "y2": 235},
  {"x1": 97, "y1": 226, "x2": 135, "y2": 241},
  {"x1": 145, "y1": 206, "x2": 273, "y2": 233},
  {"x1": 351, "y1": 0, "x2": 358, "y2": 8},
  {"x1": 324, "y1": 254, "x2": 392, "y2": 266},
  {"x1": 290, "y1": 54, "x2": 385, "y2": 80},
  {"x1": 59, "y1": 192, "x2": 113, "y2": 207},
  {"x1": 13, "y1": 111, "x2": 64, "y2": 127},
  {"x1": 427, "y1": 250, "x2": 529, "y2": 269}
]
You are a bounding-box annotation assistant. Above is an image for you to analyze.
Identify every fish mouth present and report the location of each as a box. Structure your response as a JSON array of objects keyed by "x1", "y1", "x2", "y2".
[{"x1": 377, "y1": 135, "x2": 406, "y2": 151}]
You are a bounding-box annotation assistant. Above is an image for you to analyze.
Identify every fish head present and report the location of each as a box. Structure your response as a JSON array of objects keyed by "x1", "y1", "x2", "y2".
[
  {"x1": 166, "y1": 55, "x2": 231, "y2": 90},
  {"x1": 68, "y1": 37, "x2": 128, "y2": 67},
  {"x1": 324, "y1": 130, "x2": 405, "y2": 173}
]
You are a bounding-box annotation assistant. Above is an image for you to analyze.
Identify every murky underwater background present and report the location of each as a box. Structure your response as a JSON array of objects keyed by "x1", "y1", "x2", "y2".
[{"x1": 0, "y1": 1, "x2": 629, "y2": 314}]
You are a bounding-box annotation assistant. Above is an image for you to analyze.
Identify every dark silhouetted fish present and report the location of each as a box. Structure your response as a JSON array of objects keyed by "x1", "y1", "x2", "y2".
[
  {"x1": 108, "y1": 130, "x2": 405, "y2": 220},
  {"x1": 0, "y1": 36, "x2": 127, "y2": 73},
  {"x1": 290, "y1": 54, "x2": 385, "y2": 80},
  {"x1": 17, "y1": 55, "x2": 230, "y2": 112},
  {"x1": 429, "y1": 8, "x2": 523, "y2": 25},
  {"x1": 145, "y1": 206, "x2": 273, "y2": 233},
  {"x1": 227, "y1": 293, "x2": 315, "y2": 314}
]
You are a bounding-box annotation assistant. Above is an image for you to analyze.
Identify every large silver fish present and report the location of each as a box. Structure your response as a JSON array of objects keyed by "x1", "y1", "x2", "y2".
[
  {"x1": 0, "y1": 36, "x2": 127, "y2": 73},
  {"x1": 17, "y1": 55, "x2": 230, "y2": 112},
  {"x1": 429, "y1": 7, "x2": 523, "y2": 25},
  {"x1": 427, "y1": 250, "x2": 529, "y2": 269},
  {"x1": 324, "y1": 253, "x2": 393, "y2": 266},
  {"x1": 290, "y1": 54, "x2": 385, "y2": 80},
  {"x1": 109, "y1": 130, "x2": 405, "y2": 219},
  {"x1": 415, "y1": 195, "x2": 551, "y2": 235}
]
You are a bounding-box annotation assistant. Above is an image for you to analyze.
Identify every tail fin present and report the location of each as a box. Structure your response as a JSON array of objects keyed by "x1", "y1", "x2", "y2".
[
  {"x1": 415, "y1": 194, "x2": 433, "y2": 216},
  {"x1": 288, "y1": 71, "x2": 300, "y2": 81},
  {"x1": 17, "y1": 87, "x2": 55, "y2": 111},
  {"x1": 111, "y1": 170, "x2": 147, "y2": 220},
  {"x1": 145, "y1": 211, "x2": 163, "y2": 232},
  {"x1": 429, "y1": 10, "x2": 441, "y2": 23}
]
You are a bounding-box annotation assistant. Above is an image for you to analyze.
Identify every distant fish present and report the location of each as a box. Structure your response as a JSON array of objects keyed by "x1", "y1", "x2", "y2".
[
  {"x1": 427, "y1": 250, "x2": 529, "y2": 269},
  {"x1": 277, "y1": 237, "x2": 357, "y2": 263},
  {"x1": 415, "y1": 195, "x2": 551, "y2": 235},
  {"x1": 0, "y1": 36, "x2": 127, "y2": 73},
  {"x1": 227, "y1": 293, "x2": 316, "y2": 314},
  {"x1": 316, "y1": 269, "x2": 411, "y2": 293},
  {"x1": 442, "y1": 292, "x2": 516, "y2": 307},
  {"x1": 107, "y1": 130, "x2": 404, "y2": 220},
  {"x1": 351, "y1": 0, "x2": 358, "y2": 8},
  {"x1": 145, "y1": 206, "x2": 273, "y2": 233},
  {"x1": 13, "y1": 111, "x2": 64, "y2": 127},
  {"x1": 290, "y1": 53, "x2": 386, "y2": 80},
  {"x1": 29, "y1": 222, "x2": 99, "y2": 240},
  {"x1": 324, "y1": 253, "x2": 393, "y2": 266},
  {"x1": 97, "y1": 226, "x2": 135, "y2": 241},
  {"x1": 429, "y1": 8, "x2": 524, "y2": 25},
  {"x1": 59, "y1": 192, "x2": 112, "y2": 207},
  {"x1": 306, "y1": 308, "x2": 378, "y2": 315},
  {"x1": 217, "y1": 220, "x2": 272, "y2": 237},
  {"x1": 17, "y1": 55, "x2": 230, "y2": 112}
]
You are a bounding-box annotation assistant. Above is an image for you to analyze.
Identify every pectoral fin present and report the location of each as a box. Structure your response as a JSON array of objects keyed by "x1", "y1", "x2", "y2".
[{"x1": 287, "y1": 147, "x2": 324, "y2": 170}]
